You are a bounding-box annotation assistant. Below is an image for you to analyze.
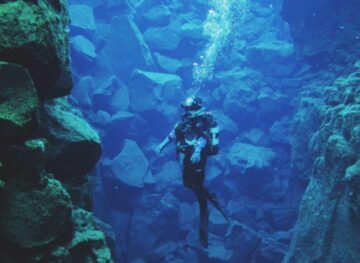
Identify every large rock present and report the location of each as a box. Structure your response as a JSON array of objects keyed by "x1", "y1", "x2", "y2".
[
  {"x1": 142, "y1": 4, "x2": 172, "y2": 26},
  {"x1": 0, "y1": 139, "x2": 48, "y2": 183},
  {"x1": 71, "y1": 76, "x2": 95, "y2": 109},
  {"x1": 103, "y1": 15, "x2": 154, "y2": 80},
  {"x1": 0, "y1": 0, "x2": 73, "y2": 99},
  {"x1": 69, "y1": 5, "x2": 96, "y2": 34},
  {"x1": 129, "y1": 69, "x2": 183, "y2": 112},
  {"x1": 226, "y1": 142, "x2": 276, "y2": 173},
  {"x1": 92, "y1": 76, "x2": 129, "y2": 113},
  {"x1": 0, "y1": 177, "x2": 72, "y2": 250},
  {"x1": 0, "y1": 62, "x2": 39, "y2": 141},
  {"x1": 109, "y1": 139, "x2": 152, "y2": 188},
  {"x1": 144, "y1": 26, "x2": 182, "y2": 51},
  {"x1": 101, "y1": 111, "x2": 150, "y2": 157},
  {"x1": 225, "y1": 222, "x2": 261, "y2": 262},
  {"x1": 180, "y1": 20, "x2": 203, "y2": 39},
  {"x1": 42, "y1": 99, "x2": 101, "y2": 183},
  {"x1": 154, "y1": 53, "x2": 183, "y2": 73},
  {"x1": 67, "y1": 209, "x2": 113, "y2": 263},
  {"x1": 70, "y1": 36, "x2": 97, "y2": 70}
]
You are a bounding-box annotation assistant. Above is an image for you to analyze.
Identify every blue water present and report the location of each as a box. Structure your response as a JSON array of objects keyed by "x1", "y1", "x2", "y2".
[{"x1": 68, "y1": 0, "x2": 303, "y2": 262}]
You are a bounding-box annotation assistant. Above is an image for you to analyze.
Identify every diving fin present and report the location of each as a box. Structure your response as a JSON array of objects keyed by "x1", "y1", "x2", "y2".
[{"x1": 207, "y1": 192, "x2": 230, "y2": 224}]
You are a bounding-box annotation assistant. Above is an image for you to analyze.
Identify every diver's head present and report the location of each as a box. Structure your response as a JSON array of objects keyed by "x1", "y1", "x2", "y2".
[{"x1": 181, "y1": 96, "x2": 203, "y2": 111}]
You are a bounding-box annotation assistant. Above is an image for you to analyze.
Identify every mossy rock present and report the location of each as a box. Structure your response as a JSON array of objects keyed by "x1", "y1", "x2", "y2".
[
  {"x1": 0, "y1": 177, "x2": 72, "y2": 250},
  {"x1": 0, "y1": 139, "x2": 48, "y2": 182},
  {"x1": 0, "y1": 61, "x2": 39, "y2": 141},
  {"x1": 69, "y1": 209, "x2": 113, "y2": 263},
  {"x1": 42, "y1": 98, "x2": 101, "y2": 183},
  {"x1": 0, "y1": 0, "x2": 72, "y2": 99}
]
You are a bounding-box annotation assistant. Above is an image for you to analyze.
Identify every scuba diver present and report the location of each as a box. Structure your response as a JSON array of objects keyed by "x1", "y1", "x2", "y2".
[{"x1": 157, "y1": 96, "x2": 228, "y2": 248}]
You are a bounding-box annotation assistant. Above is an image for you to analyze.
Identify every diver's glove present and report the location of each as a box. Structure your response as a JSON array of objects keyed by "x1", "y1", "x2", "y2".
[
  {"x1": 191, "y1": 149, "x2": 201, "y2": 163},
  {"x1": 191, "y1": 137, "x2": 206, "y2": 163}
]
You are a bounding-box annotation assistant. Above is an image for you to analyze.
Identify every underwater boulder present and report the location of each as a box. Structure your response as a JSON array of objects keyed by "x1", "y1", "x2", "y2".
[
  {"x1": 109, "y1": 139, "x2": 151, "y2": 188},
  {"x1": 247, "y1": 40, "x2": 294, "y2": 61},
  {"x1": 180, "y1": 20, "x2": 203, "y2": 40},
  {"x1": 101, "y1": 111, "x2": 150, "y2": 157},
  {"x1": 0, "y1": 62, "x2": 39, "y2": 141},
  {"x1": 128, "y1": 193, "x2": 180, "y2": 262},
  {"x1": 269, "y1": 117, "x2": 291, "y2": 145},
  {"x1": 70, "y1": 36, "x2": 97, "y2": 71},
  {"x1": 0, "y1": 139, "x2": 48, "y2": 183},
  {"x1": 226, "y1": 142, "x2": 276, "y2": 173},
  {"x1": 93, "y1": 0, "x2": 129, "y2": 20},
  {"x1": 67, "y1": 209, "x2": 113, "y2": 263},
  {"x1": 129, "y1": 69, "x2": 183, "y2": 112},
  {"x1": 225, "y1": 221, "x2": 261, "y2": 262},
  {"x1": 103, "y1": 15, "x2": 154, "y2": 80},
  {"x1": 142, "y1": 4, "x2": 172, "y2": 26},
  {"x1": 0, "y1": 0, "x2": 73, "y2": 99},
  {"x1": 144, "y1": 26, "x2": 182, "y2": 51},
  {"x1": 0, "y1": 177, "x2": 72, "y2": 250},
  {"x1": 42, "y1": 98, "x2": 101, "y2": 183},
  {"x1": 154, "y1": 53, "x2": 183, "y2": 73},
  {"x1": 71, "y1": 76, "x2": 95, "y2": 109},
  {"x1": 240, "y1": 129, "x2": 268, "y2": 146},
  {"x1": 92, "y1": 76, "x2": 129, "y2": 113},
  {"x1": 154, "y1": 161, "x2": 182, "y2": 191},
  {"x1": 252, "y1": 237, "x2": 287, "y2": 263},
  {"x1": 208, "y1": 242, "x2": 234, "y2": 262},
  {"x1": 69, "y1": 4, "x2": 96, "y2": 35},
  {"x1": 109, "y1": 77, "x2": 130, "y2": 113}
]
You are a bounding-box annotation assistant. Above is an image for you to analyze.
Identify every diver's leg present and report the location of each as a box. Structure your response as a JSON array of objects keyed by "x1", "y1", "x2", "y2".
[
  {"x1": 196, "y1": 185, "x2": 209, "y2": 248},
  {"x1": 182, "y1": 154, "x2": 210, "y2": 247},
  {"x1": 194, "y1": 157, "x2": 209, "y2": 248}
]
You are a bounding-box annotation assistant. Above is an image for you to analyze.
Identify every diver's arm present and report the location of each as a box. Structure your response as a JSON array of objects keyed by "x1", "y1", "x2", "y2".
[
  {"x1": 190, "y1": 137, "x2": 207, "y2": 163},
  {"x1": 157, "y1": 129, "x2": 175, "y2": 154}
]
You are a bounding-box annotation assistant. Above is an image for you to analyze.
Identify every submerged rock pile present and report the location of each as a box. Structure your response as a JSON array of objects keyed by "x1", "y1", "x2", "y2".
[
  {"x1": 0, "y1": 0, "x2": 113, "y2": 262},
  {"x1": 68, "y1": 0, "x2": 301, "y2": 262}
]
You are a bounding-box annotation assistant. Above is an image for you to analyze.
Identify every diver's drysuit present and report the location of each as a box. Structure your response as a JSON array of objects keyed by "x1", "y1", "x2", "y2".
[{"x1": 159, "y1": 98, "x2": 226, "y2": 248}]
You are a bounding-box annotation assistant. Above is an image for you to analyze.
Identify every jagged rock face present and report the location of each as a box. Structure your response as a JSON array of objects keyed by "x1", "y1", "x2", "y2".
[
  {"x1": 0, "y1": 0, "x2": 113, "y2": 262},
  {"x1": 0, "y1": 0, "x2": 72, "y2": 99},
  {"x1": 0, "y1": 62, "x2": 39, "y2": 141},
  {"x1": 283, "y1": 69, "x2": 360, "y2": 263},
  {"x1": 42, "y1": 98, "x2": 101, "y2": 184},
  {"x1": 282, "y1": 0, "x2": 360, "y2": 65},
  {"x1": 0, "y1": 177, "x2": 72, "y2": 251}
]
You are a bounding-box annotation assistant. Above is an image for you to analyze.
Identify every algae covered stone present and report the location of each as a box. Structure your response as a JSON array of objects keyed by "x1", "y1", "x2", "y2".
[
  {"x1": 0, "y1": 177, "x2": 72, "y2": 249},
  {"x1": 42, "y1": 98, "x2": 101, "y2": 183},
  {"x1": 0, "y1": 62, "x2": 39, "y2": 140},
  {"x1": 70, "y1": 209, "x2": 113, "y2": 263},
  {"x1": 0, "y1": 0, "x2": 72, "y2": 99}
]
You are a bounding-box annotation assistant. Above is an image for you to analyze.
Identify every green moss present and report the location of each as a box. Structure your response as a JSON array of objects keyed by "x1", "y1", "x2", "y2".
[
  {"x1": 0, "y1": 0, "x2": 72, "y2": 99},
  {"x1": 0, "y1": 62, "x2": 39, "y2": 139}
]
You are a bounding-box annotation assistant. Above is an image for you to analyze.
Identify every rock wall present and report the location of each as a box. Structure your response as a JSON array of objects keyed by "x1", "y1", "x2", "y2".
[
  {"x1": 282, "y1": 0, "x2": 360, "y2": 262},
  {"x1": 0, "y1": 1, "x2": 113, "y2": 262}
]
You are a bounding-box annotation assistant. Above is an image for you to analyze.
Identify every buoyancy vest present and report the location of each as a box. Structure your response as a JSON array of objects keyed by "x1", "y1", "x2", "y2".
[{"x1": 174, "y1": 109, "x2": 219, "y2": 155}]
